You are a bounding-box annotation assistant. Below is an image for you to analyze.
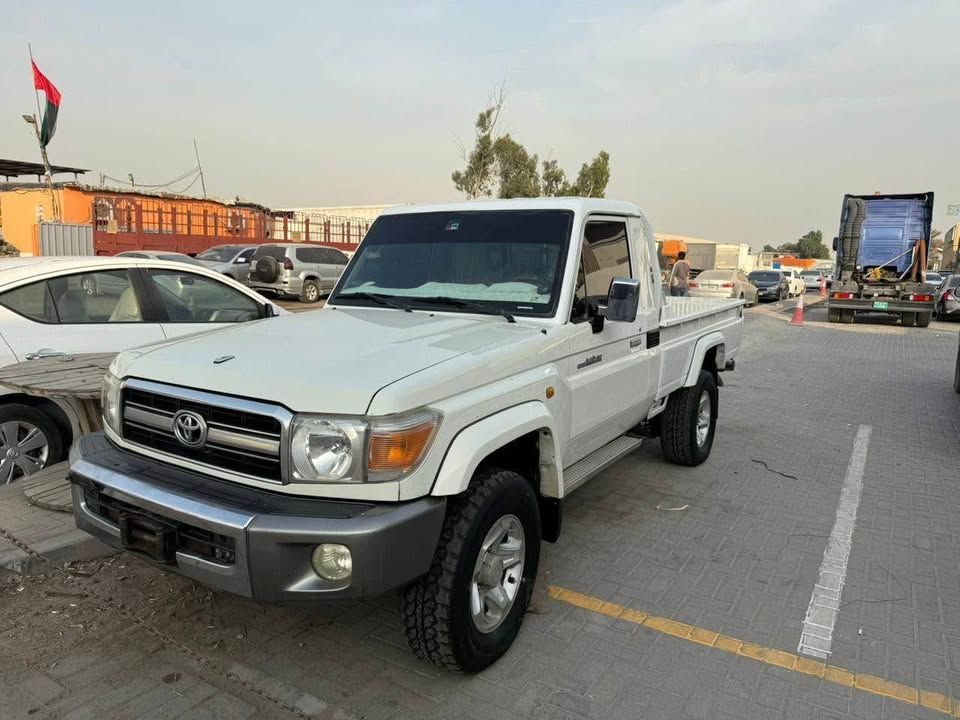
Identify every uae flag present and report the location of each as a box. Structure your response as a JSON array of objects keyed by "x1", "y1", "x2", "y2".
[{"x1": 31, "y1": 61, "x2": 61, "y2": 147}]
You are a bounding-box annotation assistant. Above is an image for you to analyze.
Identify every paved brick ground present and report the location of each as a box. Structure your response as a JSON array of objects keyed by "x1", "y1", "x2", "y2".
[{"x1": 3, "y1": 302, "x2": 960, "y2": 719}]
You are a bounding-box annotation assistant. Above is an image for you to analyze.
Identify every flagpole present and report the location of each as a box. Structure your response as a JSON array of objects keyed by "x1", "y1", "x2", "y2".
[{"x1": 28, "y1": 43, "x2": 59, "y2": 221}]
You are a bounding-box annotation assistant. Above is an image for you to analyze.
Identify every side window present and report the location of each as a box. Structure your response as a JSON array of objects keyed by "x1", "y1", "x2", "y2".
[
  {"x1": 46, "y1": 270, "x2": 143, "y2": 323},
  {"x1": 237, "y1": 248, "x2": 255, "y2": 263},
  {"x1": 0, "y1": 280, "x2": 58, "y2": 323},
  {"x1": 326, "y1": 248, "x2": 349, "y2": 265},
  {"x1": 149, "y1": 269, "x2": 261, "y2": 323},
  {"x1": 295, "y1": 247, "x2": 312, "y2": 263},
  {"x1": 571, "y1": 220, "x2": 630, "y2": 323}
]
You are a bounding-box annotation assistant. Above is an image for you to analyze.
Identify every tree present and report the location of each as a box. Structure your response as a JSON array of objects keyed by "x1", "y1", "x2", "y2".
[
  {"x1": 762, "y1": 244, "x2": 778, "y2": 253},
  {"x1": 453, "y1": 92, "x2": 611, "y2": 199},
  {"x1": 796, "y1": 230, "x2": 829, "y2": 259}
]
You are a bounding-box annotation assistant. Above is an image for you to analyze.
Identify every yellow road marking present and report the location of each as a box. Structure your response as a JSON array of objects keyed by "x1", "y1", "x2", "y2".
[{"x1": 547, "y1": 585, "x2": 957, "y2": 717}]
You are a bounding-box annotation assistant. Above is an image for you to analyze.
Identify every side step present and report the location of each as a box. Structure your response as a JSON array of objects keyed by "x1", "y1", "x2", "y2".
[{"x1": 563, "y1": 435, "x2": 643, "y2": 495}]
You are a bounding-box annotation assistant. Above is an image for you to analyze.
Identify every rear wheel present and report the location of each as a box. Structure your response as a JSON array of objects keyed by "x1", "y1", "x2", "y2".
[
  {"x1": 840, "y1": 309, "x2": 855, "y2": 324},
  {"x1": 900, "y1": 312, "x2": 916, "y2": 327},
  {"x1": 916, "y1": 312, "x2": 931, "y2": 328},
  {"x1": 401, "y1": 468, "x2": 540, "y2": 672},
  {"x1": 828, "y1": 307, "x2": 841, "y2": 323},
  {"x1": 660, "y1": 370, "x2": 717, "y2": 466},
  {"x1": 0, "y1": 405, "x2": 64, "y2": 483}
]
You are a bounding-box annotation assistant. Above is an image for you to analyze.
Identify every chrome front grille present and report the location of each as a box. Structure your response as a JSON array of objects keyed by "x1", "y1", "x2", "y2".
[{"x1": 120, "y1": 379, "x2": 291, "y2": 483}]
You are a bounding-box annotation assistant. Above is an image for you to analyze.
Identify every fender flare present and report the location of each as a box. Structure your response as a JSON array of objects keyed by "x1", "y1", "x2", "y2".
[
  {"x1": 432, "y1": 401, "x2": 562, "y2": 498},
  {"x1": 683, "y1": 332, "x2": 726, "y2": 386}
]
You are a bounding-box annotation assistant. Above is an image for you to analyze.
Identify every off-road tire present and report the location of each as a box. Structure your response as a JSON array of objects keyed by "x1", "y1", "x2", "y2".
[
  {"x1": 300, "y1": 279, "x2": 321, "y2": 303},
  {"x1": 401, "y1": 468, "x2": 541, "y2": 672},
  {"x1": 828, "y1": 306, "x2": 841, "y2": 323},
  {"x1": 916, "y1": 312, "x2": 931, "y2": 328},
  {"x1": 660, "y1": 369, "x2": 718, "y2": 466},
  {"x1": 901, "y1": 312, "x2": 916, "y2": 327}
]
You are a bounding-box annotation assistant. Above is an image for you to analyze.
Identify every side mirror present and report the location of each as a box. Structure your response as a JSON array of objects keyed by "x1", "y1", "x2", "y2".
[
  {"x1": 832, "y1": 236, "x2": 839, "y2": 251},
  {"x1": 599, "y1": 277, "x2": 641, "y2": 324}
]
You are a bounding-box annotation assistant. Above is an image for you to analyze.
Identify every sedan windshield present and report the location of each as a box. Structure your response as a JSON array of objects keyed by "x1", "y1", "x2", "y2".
[
  {"x1": 332, "y1": 210, "x2": 573, "y2": 317},
  {"x1": 197, "y1": 246, "x2": 241, "y2": 262}
]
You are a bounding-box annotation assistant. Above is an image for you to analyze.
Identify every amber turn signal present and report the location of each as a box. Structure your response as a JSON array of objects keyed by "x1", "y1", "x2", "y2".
[{"x1": 367, "y1": 411, "x2": 440, "y2": 477}]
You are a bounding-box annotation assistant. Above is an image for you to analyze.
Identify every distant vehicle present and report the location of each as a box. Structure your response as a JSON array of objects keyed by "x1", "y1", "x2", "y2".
[
  {"x1": 195, "y1": 244, "x2": 258, "y2": 280},
  {"x1": 747, "y1": 270, "x2": 790, "y2": 302},
  {"x1": 0, "y1": 257, "x2": 284, "y2": 483},
  {"x1": 116, "y1": 250, "x2": 204, "y2": 266},
  {"x1": 777, "y1": 267, "x2": 805, "y2": 297},
  {"x1": 935, "y1": 275, "x2": 960, "y2": 320},
  {"x1": 246, "y1": 243, "x2": 350, "y2": 303},
  {"x1": 801, "y1": 270, "x2": 826, "y2": 291},
  {"x1": 925, "y1": 271, "x2": 945, "y2": 289},
  {"x1": 828, "y1": 192, "x2": 936, "y2": 326},
  {"x1": 688, "y1": 269, "x2": 758, "y2": 306}
]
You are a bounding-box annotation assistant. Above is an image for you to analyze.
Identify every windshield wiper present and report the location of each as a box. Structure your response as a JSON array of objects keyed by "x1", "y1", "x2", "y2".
[
  {"x1": 411, "y1": 296, "x2": 516, "y2": 323},
  {"x1": 336, "y1": 292, "x2": 412, "y2": 312}
]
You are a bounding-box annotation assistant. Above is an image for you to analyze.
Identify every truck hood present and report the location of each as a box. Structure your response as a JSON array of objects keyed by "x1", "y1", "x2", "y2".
[{"x1": 116, "y1": 308, "x2": 536, "y2": 414}]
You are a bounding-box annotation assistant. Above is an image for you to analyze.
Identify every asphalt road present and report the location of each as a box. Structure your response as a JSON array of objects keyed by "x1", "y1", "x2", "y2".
[{"x1": 3, "y1": 297, "x2": 960, "y2": 719}]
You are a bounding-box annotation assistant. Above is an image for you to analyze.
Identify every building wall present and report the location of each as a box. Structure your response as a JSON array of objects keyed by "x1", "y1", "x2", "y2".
[{"x1": 280, "y1": 205, "x2": 395, "y2": 223}]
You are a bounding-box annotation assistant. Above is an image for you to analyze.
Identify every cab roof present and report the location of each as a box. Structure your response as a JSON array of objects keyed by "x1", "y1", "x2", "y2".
[{"x1": 380, "y1": 197, "x2": 645, "y2": 217}]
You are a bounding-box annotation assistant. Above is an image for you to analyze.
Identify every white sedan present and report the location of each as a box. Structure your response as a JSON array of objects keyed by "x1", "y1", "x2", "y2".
[
  {"x1": 688, "y1": 269, "x2": 759, "y2": 306},
  {"x1": 0, "y1": 257, "x2": 284, "y2": 483}
]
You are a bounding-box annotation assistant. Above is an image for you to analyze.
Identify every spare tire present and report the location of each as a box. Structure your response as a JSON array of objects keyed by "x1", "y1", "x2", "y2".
[{"x1": 255, "y1": 256, "x2": 279, "y2": 283}]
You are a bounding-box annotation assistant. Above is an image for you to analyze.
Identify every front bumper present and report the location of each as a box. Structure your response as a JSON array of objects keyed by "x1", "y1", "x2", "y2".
[
  {"x1": 69, "y1": 434, "x2": 446, "y2": 602},
  {"x1": 828, "y1": 298, "x2": 935, "y2": 313}
]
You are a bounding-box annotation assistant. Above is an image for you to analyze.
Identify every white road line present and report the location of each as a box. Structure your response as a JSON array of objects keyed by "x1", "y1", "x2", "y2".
[{"x1": 797, "y1": 424, "x2": 872, "y2": 659}]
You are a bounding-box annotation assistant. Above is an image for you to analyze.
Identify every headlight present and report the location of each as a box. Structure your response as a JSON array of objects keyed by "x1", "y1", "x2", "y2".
[
  {"x1": 290, "y1": 417, "x2": 366, "y2": 482},
  {"x1": 101, "y1": 371, "x2": 122, "y2": 435},
  {"x1": 289, "y1": 408, "x2": 441, "y2": 483}
]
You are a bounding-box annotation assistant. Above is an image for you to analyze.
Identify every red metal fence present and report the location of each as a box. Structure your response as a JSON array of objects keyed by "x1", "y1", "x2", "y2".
[{"x1": 91, "y1": 195, "x2": 372, "y2": 256}]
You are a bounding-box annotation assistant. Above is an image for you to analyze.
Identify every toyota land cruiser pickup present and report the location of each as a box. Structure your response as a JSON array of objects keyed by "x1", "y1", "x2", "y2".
[{"x1": 69, "y1": 198, "x2": 743, "y2": 671}]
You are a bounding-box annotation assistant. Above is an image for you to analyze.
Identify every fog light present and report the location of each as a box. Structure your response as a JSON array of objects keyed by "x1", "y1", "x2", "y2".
[{"x1": 311, "y1": 543, "x2": 352, "y2": 581}]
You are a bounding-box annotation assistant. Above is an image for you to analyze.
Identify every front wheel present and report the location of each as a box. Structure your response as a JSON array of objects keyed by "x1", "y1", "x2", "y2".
[
  {"x1": 300, "y1": 279, "x2": 321, "y2": 303},
  {"x1": 401, "y1": 468, "x2": 541, "y2": 672},
  {"x1": 660, "y1": 369, "x2": 718, "y2": 466}
]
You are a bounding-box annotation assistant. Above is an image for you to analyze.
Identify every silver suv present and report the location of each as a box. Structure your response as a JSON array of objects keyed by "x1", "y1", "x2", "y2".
[{"x1": 246, "y1": 243, "x2": 349, "y2": 303}]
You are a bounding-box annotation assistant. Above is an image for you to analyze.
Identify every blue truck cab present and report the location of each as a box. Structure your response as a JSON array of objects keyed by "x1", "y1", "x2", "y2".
[{"x1": 828, "y1": 192, "x2": 936, "y2": 326}]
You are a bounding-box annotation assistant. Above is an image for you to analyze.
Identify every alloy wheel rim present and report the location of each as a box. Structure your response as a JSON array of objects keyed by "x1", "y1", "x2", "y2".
[
  {"x1": 0, "y1": 420, "x2": 49, "y2": 483},
  {"x1": 306, "y1": 285, "x2": 319, "y2": 301},
  {"x1": 695, "y1": 391, "x2": 711, "y2": 447},
  {"x1": 470, "y1": 514, "x2": 525, "y2": 633}
]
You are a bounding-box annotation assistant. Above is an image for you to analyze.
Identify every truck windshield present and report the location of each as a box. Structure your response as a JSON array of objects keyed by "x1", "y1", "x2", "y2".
[{"x1": 332, "y1": 210, "x2": 573, "y2": 317}]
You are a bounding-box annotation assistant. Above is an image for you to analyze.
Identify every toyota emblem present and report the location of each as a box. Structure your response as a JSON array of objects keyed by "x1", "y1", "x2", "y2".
[{"x1": 172, "y1": 410, "x2": 208, "y2": 448}]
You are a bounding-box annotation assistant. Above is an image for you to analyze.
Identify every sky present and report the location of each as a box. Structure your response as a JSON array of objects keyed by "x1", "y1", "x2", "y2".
[{"x1": 2, "y1": 1, "x2": 958, "y2": 248}]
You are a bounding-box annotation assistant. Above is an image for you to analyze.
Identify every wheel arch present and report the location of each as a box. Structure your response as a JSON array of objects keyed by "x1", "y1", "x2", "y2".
[
  {"x1": 432, "y1": 402, "x2": 563, "y2": 542},
  {"x1": 683, "y1": 332, "x2": 726, "y2": 386}
]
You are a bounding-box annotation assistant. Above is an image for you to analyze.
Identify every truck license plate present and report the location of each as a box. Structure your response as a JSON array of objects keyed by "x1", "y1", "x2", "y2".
[{"x1": 873, "y1": 301, "x2": 889, "y2": 309}]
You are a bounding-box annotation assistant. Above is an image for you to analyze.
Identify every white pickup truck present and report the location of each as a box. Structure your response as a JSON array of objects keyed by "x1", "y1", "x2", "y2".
[{"x1": 69, "y1": 198, "x2": 743, "y2": 671}]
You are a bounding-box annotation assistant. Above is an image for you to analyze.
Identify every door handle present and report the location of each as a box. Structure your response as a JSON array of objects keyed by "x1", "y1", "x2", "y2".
[{"x1": 25, "y1": 349, "x2": 69, "y2": 361}]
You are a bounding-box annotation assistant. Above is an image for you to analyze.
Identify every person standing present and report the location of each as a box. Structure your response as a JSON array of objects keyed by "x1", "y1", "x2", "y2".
[{"x1": 670, "y1": 251, "x2": 691, "y2": 297}]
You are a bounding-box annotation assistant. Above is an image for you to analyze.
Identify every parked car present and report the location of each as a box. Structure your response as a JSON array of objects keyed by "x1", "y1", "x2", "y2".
[
  {"x1": 688, "y1": 268, "x2": 758, "y2": 306},
  {"x1": 115, "y1": 250, "x2": 203, "y2": 266},
  {"x1": 71, "y1": 198, "x2": 744, "y2": 672},
  {"x1": 0, "y1": 257, "x2": 284, "y2": 483},
  {"x1": 777, "y1": 267, "x2": 805, "y2": 297},
  {"x1": 246, "y1": 243, "x2": 350, "y2": 303},
  {"x1": 935, "y1": 275, "x2": 960, "y2": 320},
  {"x1": 747, "y1": 270, "x2": 790, "y2": 302},
  {"x1": 195, "y1": 244, "x2": 258, "y2": 281},
  {"x1": 801, "y1": 270, "x2": 827, "y2": 292}
]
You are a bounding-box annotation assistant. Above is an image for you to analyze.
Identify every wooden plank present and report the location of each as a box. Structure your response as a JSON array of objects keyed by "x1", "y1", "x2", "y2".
[{"x1": 0, "y1": 353, "x2": 116, "y2": 399}]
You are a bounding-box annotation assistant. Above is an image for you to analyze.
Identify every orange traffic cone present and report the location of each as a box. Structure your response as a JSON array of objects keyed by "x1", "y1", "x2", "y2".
[
  {"x1": 790, "y1": 290, "x2": 805, "y2": 326},
  {"x1": 819, "y1": 278, "x2": 827, "y2": 297}
]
